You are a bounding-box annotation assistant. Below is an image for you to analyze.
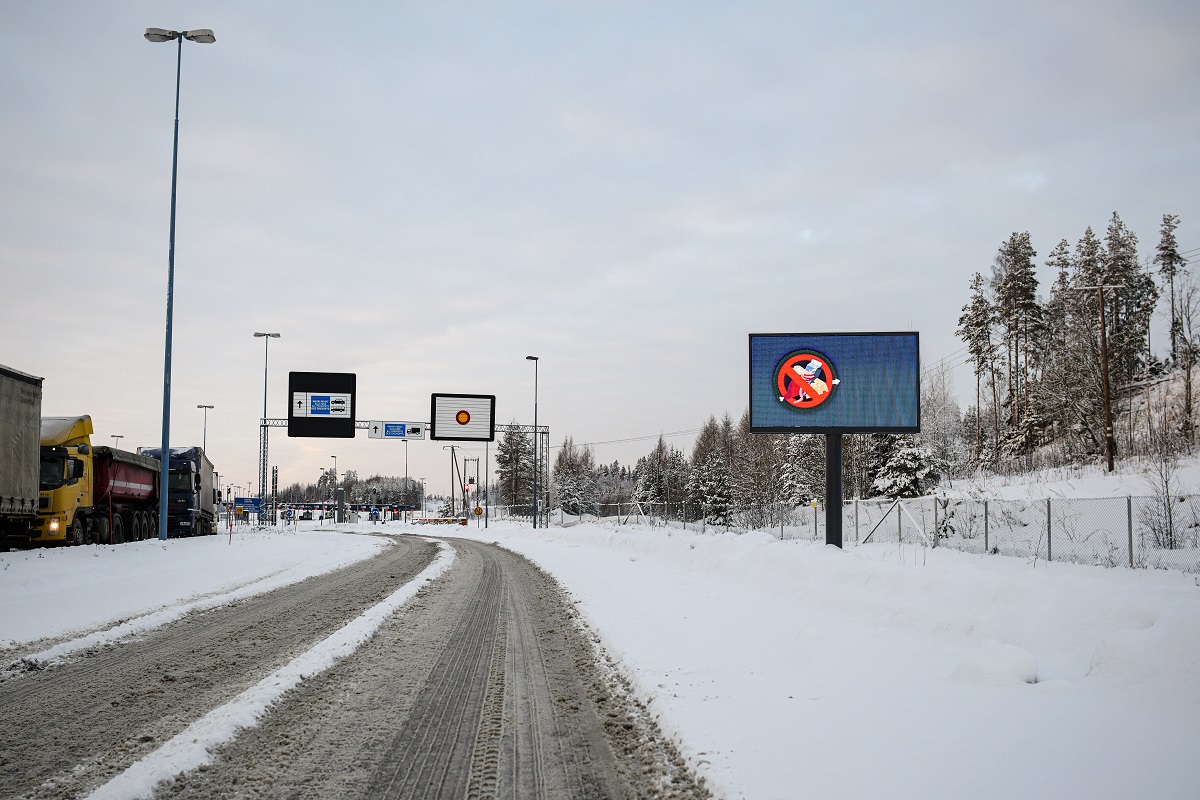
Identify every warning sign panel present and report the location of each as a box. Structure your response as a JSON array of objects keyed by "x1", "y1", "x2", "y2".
[{"x1": 430, "y1": 394, "x2": 495, "y2": 441}]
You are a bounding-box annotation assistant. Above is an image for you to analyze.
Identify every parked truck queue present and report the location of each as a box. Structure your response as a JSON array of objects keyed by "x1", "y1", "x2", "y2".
[{"x1": 0, "y1": 363, "x2": 221, "y2": 548}]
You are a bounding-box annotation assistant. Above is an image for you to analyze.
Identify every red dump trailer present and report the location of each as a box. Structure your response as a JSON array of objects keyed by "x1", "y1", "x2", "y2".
[{"x1": 89, "y1": 446, "x2": 162, "y2": 543}]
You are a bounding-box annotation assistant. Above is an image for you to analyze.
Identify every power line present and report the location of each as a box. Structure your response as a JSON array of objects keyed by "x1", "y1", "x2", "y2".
[{"x1": 553, "y1": 427, "x2": 703, "y2": 451}]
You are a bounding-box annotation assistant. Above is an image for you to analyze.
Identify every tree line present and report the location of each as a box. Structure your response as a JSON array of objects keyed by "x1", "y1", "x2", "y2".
[{"x1": 957, "y1": 212, "x2": 1195, "y2": 468}]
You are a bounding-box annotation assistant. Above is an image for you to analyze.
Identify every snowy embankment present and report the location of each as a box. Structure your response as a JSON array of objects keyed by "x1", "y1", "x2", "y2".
[
  {"x1": 0, "y1": 527, "x2": 388, "y2": 652},
  {"x1": 459, "y1": 521, "x2": 1200, "y2": 800},
  {"x1": 943, "y1": 452, "x2": 1200, "y2": 500}
]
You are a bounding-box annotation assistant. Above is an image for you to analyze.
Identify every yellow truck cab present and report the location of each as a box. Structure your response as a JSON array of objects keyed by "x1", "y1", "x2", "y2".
[{"x1": 34, "y1": 416, "x2": 94, "y2": 544}]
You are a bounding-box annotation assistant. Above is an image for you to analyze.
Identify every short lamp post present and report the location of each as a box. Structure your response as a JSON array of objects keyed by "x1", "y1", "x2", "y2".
[{"x1": 146, "y1": 25, "x2": 215, "y2": 541}]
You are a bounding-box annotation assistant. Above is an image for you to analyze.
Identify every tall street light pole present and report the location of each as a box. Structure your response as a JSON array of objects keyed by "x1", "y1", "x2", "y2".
[
  {"x1": 146, "y1": 26, "x2": 215, "y2": 540},
  {"x1": 197, "y1": 404, "x2": 213, "y2": 452},
  {"x1": 254, "y1": 332, "x2": 280, "y2": 501},
  {"x1": 526, "y1": 355, "x2": 539, "y2": 529}
]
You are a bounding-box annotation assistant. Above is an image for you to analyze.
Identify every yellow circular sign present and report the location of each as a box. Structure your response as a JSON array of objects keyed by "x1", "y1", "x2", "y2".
[
  {"x1": 456, "y1": 410, "x2": 471, "y2": 425},
  {"x1": 474, "y1": 506, "x2": 483, "y2": 516}
]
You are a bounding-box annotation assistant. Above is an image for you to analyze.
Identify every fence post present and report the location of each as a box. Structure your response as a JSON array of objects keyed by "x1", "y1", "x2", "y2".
[
  {"x1": 854, "y1": 498, "x2": 859, "y2": 543},
  {"x1": 1046, "y1": 498, "x2": 1052, "y2": 562},
  {"x1": 933, "y1": 499, "x2": 938, "y2": 541},
  {"x1": 898, "y1": 500, "x2": 903, "y2": 542},
  {"x1": 983, "y1": 499, "x2": 989, "y2": 554},
  {"x1": 1126, "y1": 495, "x2": 1134, "y2": 568}
]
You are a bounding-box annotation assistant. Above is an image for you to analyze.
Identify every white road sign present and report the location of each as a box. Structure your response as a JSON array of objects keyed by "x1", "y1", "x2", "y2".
[
  {"x1": 430, "y1": 393, "x2": 496, "y2": 441},
  {"x1": 367, "y1": 420, "x2": 426, "y2": 440},
  {"x1": 292, "y1": 392, "x2": 353, "y2": 418}
]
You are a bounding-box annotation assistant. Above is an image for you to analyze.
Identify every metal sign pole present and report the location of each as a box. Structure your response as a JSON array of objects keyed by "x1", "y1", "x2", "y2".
[{"x1": 825, "y1": 432, "x2": 843, "y2": 548}]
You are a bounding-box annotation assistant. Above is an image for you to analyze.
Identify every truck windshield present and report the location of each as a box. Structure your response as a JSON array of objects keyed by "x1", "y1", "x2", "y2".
[
  {"x1": 40, "y1": 457, "x2": 66, "y2": 490},
  {"x1": 169, "y1": 473, "x2": 195, "y2": 493}
]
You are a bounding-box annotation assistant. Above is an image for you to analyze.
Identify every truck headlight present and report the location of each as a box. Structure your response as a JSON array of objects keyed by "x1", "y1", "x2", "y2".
[{"x1": 49, "y1": 518, "x2": 60, "y2": 532}]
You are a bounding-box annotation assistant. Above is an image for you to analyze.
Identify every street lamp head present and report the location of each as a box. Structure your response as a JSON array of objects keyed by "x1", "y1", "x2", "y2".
[
  {"x1": 253, "y1": 332, "x2": 281, "y2": 338},
  {"x1": 144, "y1": 28, "x2": 178, "y2": 42},
  {"x1": 526, "y1": 355, "x2": 538, "y2": 361},
  {"x1": 197, "y1": 404, "x2": 214, "y2": 409},
  {"x1": 183, "y1": 29, "x2": 216, "y2": 44}
]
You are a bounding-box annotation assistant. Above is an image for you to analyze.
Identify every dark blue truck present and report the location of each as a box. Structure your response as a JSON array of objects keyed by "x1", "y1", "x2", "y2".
[{"x1": 140, "y1": 446, "x2": 217, "y2": 536}]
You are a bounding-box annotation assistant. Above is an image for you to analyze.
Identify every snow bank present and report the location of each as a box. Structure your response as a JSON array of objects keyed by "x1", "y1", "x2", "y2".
[
  {"x1": 459, "y1": 521, "x2": 1200, "y2": 800},
  {"x1": 0, "y1": 526, "x2": 389, "y2": 650}
]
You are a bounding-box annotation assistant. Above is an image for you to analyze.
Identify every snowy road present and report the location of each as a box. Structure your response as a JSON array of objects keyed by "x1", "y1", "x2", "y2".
[{"x1": 0, "y1": 535, "x2": 706, "y2": 800}]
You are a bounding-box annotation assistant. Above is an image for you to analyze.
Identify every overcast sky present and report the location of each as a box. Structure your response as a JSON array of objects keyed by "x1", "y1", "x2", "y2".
[{"x1": 3, "y1": 1, "x2": 1198, "y2": 498}]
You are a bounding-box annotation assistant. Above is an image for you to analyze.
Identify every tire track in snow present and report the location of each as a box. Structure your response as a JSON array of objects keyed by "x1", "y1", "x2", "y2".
[{"x1": 83, "y1": 540, "x2": 455, "y2": 800}]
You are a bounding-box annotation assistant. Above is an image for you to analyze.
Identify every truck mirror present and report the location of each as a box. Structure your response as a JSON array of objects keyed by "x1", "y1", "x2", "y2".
[
  {"x1": 77, "y1": 443, "x2": 90, "y2": 455},
  {"x1": 195, "y1": 474, "x2": 202, "y2": 491}
]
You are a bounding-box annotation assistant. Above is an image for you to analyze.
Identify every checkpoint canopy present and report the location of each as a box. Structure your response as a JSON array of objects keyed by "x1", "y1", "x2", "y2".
[
  {"x1": 748, "y1": 332, "x2": 920, "y2": 433},
  {"x1": 430, "y1": 394, "x2": 496, "y2": 441},
  {"x1": 288, "y1": 372, "x2": 356, "y2": 438}
]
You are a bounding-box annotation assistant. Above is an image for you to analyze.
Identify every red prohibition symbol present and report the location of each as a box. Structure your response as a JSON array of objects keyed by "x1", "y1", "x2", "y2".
[
  {"x1": 455, "y1": 410, "x2": 471, "y2": 425},
  {"x1": 775, "y1": 350, "x2": 839, "y2": 410}
]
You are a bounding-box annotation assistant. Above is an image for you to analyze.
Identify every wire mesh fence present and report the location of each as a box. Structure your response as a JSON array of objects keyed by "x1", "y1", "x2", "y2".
[{"x1": 488, "y1": 494, "x2": 1200, "y2": 573}]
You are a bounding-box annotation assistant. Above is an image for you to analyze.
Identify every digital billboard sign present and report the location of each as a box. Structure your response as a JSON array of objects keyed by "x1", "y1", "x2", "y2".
[{"x1": 748, "y1": 332, "x2": 920, "y2": 433}]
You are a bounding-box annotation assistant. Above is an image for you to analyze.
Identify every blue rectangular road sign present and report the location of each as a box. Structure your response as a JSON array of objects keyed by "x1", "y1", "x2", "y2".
[
  {"x1": 234, "y1": 497, "x2": 263, "y2": 512},
  {"x1": 367, "y1": 420, "x2": 426, "y2": 440}
]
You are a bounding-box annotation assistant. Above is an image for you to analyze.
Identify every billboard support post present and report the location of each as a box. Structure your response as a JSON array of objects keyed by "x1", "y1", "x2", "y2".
[{"x1": 825, "y1": 432, "x2": 843, "y2": 548}]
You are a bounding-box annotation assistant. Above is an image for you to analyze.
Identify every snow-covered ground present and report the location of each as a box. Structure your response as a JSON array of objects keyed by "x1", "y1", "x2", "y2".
[{"x1": 4, "y1": 521, "x2": 1199, "y2": 799}]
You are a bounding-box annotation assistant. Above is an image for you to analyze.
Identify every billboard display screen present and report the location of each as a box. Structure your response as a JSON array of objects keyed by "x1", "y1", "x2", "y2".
[{"x1": 748, "y1": 332, "x2": 920, "y2": 433}]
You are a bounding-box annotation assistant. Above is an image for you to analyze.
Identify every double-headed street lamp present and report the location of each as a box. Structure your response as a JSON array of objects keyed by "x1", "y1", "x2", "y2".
[
  {"x1": 146, "y1": 26, "x2": 215, "y2": 541},
  {"x1": 111, "y1": 434, "x2": 123, "y2": 449},
  {"x1": 526, "y1": 355, "x2": 539, "y2": 529},
  {"x1": 197, "y1": 404, "x2": 214, "y2": 452},
  {"x1": 254, "y1": 332, "x2": 280, "y2": 499}
]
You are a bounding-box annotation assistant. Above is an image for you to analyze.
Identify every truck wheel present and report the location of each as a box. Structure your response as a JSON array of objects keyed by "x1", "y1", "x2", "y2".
[
  {"x1": 149, "y1": 512, "x2": 159, "y2": 538},
  {"x1": 68, "y1": 518, "x2": 85, "y2": 547},
  {"x1": 95, "y1": 517, "x2": 111, "y2": 545},
  {"x1": 135, "y1": 513, "x2": 148, "y2": 541},
  {"x1": 111, "y1": 514, "x2": 125, "y2": 544}
]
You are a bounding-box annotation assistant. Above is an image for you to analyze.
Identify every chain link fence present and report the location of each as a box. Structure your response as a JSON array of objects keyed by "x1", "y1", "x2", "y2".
[{"x1": 489, "y1": 495, "x2": 1200, "y2": 573}]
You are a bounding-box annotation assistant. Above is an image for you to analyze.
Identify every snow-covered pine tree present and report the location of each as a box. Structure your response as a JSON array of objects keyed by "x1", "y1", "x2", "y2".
[
  {"x1": 689, "y1": 416, "x2": 734, "y2": 525},
  {"x1": 870, "y1": 437, "x2": 944, "y2": 499},
  {"x1": 552, "y1": 436, "x2": 599, "y2": 516},
  {"x1": 990, "y1": 231, "x2": 1040, "y2": 438},
  {"x1": 731, "y1": 411, "x2": 783, "y2": 529},
  {"x1": 1155, "y1": 213, "x2": 1188, "y2": 365},
  {"x1": 494, "y1": 422, "x2": 534, "y2": 506},
  {"x1": 776, "y1": 434, "x2": 823, "y2": 506},
  {"x1": 956, "y1": 271, "x2": 999, "y2": 465}
]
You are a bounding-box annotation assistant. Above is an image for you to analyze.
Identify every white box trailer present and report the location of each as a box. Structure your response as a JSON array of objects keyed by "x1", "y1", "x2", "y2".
[{"x1": 0, "y1": 364, "x2": 44, "y2": 542}]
